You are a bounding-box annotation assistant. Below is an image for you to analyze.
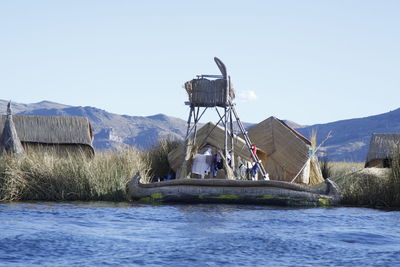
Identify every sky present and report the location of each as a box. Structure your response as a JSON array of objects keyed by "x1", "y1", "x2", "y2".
[{"x1": 0, "y1": 0, "x2": 399, "y2": 125}]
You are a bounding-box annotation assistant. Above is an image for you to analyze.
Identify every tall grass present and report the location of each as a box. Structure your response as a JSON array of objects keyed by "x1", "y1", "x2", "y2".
[
  {"x1": 328, "y1": 161, "x2": 364, "y2": 177},
  {"x1": 0, "y1": 148, "x2": 149, "y2": 202},
  {"x1": 142, "y1": 138, "x2": 179, "y2": 183},
  {"x1": 0, "y1": 138, "x2": 179, "y2": 202},
  {"x1": 388, "y1": 147, "x2": 400, "y2": 206},
  {"x1": 329, "y1": 153, "x2": 400, "y2": 208},
  {"x1": 338, "y1": 168, "x2": 391, "y2": 207}
]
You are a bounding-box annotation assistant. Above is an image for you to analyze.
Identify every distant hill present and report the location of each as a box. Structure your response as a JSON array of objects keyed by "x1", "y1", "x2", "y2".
[
  {"x1": 282, "y1": 120, "x2": 307, "y2": 129},
  {"x1": 0, "y1": 100, "x2": 70, "y2": 113},
  {"x1": 1, "y1": 99, "x2": 399, "y2": 162},
  {"x1": 297, "y1": 108, "x2": 400, "y2": 162}
]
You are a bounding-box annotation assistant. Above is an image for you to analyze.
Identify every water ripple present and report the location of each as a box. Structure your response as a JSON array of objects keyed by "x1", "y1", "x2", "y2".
[{"x1": 1, "y1": 203, "x2": 400, "y2": 266}]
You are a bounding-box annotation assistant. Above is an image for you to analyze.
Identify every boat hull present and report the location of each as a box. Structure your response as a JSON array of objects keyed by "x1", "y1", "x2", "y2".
[{"x1": 128, "y1": 175, "x2": 341, "y2": 207}]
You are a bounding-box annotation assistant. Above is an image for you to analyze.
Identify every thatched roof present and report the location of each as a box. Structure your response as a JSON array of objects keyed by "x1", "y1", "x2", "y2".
[
  {"x1": 168, "y1": 122, "x2": 266, "y2": 173},
  {"x1": 247, "y1": 116, "x2": 323, "y2": 185},
  {"x1": 366, "y1": 134, "x2": 400, "y2": 167},
  {"x1": 0, "y1": 102, "x2": 24, "y2": 154},
  {"x1": 0, "y1": 115, "x2": 94, "y2": 152}
]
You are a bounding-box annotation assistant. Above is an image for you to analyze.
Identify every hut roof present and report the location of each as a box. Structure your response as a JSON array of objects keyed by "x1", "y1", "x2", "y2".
[
  {"x1": 168, "y1": 122, "x2": 266, "y2": 173},
  {"x1": 278, "y1": 119, "x2": 311, "y2": 145},
  {"x1": 247, "y1": 116, "x2": 310, "y2": 156},
  {"x1": 366, "y1": 134, "x2": 400, "y2": 164},
  {"x1": 0, "y1": 115, "x2": 94, "y2": 151},
  {"x1": 247, "y1": 116, "x2": 323, "y2": 184}
]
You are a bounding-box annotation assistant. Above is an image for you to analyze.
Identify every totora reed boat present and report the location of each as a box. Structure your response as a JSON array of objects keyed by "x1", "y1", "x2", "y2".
[
  {"x1": 127, "y1": 57, "x2": 341, "y2": 207},
  {"x1": 128, "y1": 174, "x2": 341, "y2": 207}
]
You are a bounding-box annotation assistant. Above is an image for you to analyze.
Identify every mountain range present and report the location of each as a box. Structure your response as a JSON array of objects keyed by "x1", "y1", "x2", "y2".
[
  {"x1": 1, "y1": 99, "x2": 399, "y2": 162},
  {"x1": 297, "y1": 108, "x2": 400, "y2": 161}
]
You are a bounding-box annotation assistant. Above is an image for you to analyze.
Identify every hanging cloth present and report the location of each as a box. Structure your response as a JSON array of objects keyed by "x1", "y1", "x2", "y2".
[{"x1": 192, "y1": 148, "x2": 212, "y2": 178}]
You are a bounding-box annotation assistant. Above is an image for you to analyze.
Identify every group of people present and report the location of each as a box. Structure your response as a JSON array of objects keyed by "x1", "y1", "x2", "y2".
[
  {"x1": 235, "y1": 156, "x2": 262, "y2": 180},
  {"x1": 191, "y1": 147, "x2": 261, "y2": 180}
]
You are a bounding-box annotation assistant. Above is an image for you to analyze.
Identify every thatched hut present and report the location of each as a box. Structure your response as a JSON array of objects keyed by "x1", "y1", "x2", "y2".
[
  {"x1": 365, "y1": 134, "x2": 400, "y2": 168},
  {"x1": 168, "y1": 122, "x2": 266, "y2": 179},
  {"x1": 247, "y1": 116, "x2": 324, "y2": 185},
  {"x1": 0, "y1": 115, "x2": 94, "y2": 156}
]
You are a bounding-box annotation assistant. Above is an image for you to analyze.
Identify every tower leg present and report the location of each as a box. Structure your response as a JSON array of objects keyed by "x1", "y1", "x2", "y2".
[
  {"x1": 229, "y1": 106, "x2": 235, "y2": 170},
  {"x1": 179, "y1": 106, "x2": 195, "y2": 179},
  {"x1": 231, "y1": 104, "x2": 269, "y2": 180},
  {"x1": 224, "y1": 106, "x2": 228, "y2": 164}
]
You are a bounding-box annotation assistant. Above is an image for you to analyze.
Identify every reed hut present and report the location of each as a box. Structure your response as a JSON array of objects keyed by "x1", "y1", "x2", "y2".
[
  {"x1": 365, "y1": 134, "x2": 400, "y2": 168},
  {"x1": 247, "y1": 116, "x2": 324, "y2": 185},
  {"x1": 168, "y1": 122, "x2": 266, "y2": 179},
  {"x1": 0, "y1": 115, "x2": 94, "y2": 156}
]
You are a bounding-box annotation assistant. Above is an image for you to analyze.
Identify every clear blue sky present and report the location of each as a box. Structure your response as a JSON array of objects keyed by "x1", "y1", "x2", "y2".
[{"x1": 1, "y1": 0, "x2": 399, "y2": 125}]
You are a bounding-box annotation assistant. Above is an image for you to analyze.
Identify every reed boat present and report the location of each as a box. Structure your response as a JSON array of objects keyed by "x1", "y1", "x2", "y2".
[
  {"x1": 128, "y1": 174, "x2": 341, "y2": 207},
  {"x1": 128, "y1": 58, "x2": 341, "y2": 207}
]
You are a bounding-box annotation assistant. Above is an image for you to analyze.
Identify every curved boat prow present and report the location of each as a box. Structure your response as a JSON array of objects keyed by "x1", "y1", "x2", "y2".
[
  {"x1": 131, "y1": 172, "x2": 141, "y2": 184},
  {"x1": 127, "y1": 172, "x2": 141, "y2": 200},
  {"x1": 325, "y1": 178, "x2": 341, "y2": 203}
]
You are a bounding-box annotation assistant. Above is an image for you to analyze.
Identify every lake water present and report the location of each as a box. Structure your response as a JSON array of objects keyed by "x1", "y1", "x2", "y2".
[{"x1": 1, "y1": 202, "x2": 399, "y2": 267}]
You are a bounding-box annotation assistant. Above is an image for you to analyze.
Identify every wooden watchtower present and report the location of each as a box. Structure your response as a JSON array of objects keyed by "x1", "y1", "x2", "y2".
[{"x1": 179, "y1": 57, "x2": 268, "y2": 180}]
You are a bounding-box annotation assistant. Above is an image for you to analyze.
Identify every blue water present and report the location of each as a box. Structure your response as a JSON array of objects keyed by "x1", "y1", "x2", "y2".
[{"x1": 1, "y1": 203, "x2": 400, "y2": 267}]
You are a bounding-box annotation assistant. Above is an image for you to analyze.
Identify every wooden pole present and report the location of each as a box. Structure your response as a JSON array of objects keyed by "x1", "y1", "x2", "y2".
[
  {"x1": 192, "y1": 106, "x2": 199, "y2": 147},
  {"x1": 184, "y1": 105, "x2": 194, "y2": 140},
  {"x1": 179, "y1": 106, "x2": 194, "y2": 179},
  {"x1": 229, "y1": 77, "x2": 235, "y2": 170},
  {"x1": 224, "y1": 106, "x2": 228, "y2": 163},
  {"x1": 231, "y1": 105, "x2": 269, "y2": 180},
  {"x1": 224, "y1": 71, "x2": 230, "y2": 168}
]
